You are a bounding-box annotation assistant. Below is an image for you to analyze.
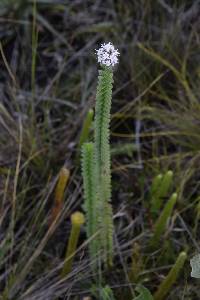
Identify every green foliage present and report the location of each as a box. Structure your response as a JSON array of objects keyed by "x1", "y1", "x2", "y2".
[
  {"x1": 157, "y1": 170, "x2": 173, "y2": 200},
  {"x1": 91, "y1": 284, "x2": 116, "y2": 300},
  {"x1": 154, "y1": 251, "x2": 187, "y2": 300},
  {"x1": 150, "y1": 170, "x2": 173, "y2": 217},
  {"x1": 134, "y1": 285, "x2": 154, "y2": 300},
  {"x1": 150, "y1": 173, "x2": 163, "y2": 201},
  {"x1": 78, "y1": 109, "x2": 94, "y2": 155},
  {"x1": 100, "y1": 285, "x2": 116, "y2": 300},
  {"x1": 149, "y1": 192, "x2": 177, "y2": 249}
]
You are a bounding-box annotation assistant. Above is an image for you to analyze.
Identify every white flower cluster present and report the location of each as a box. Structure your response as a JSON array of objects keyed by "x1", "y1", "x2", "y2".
[{"x1": 96, "y1": 42, "x2": 120, "y2": 67}]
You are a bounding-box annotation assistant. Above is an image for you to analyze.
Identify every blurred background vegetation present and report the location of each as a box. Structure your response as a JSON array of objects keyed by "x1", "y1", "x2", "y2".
[{"x1": 0, "y1": 0, "x2": 200, "y2": 299}]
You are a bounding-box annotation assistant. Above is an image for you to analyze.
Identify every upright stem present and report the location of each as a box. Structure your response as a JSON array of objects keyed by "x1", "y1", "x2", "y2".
[{"x1": 94, "y1": 66, "x2": 114, "y2": 266}]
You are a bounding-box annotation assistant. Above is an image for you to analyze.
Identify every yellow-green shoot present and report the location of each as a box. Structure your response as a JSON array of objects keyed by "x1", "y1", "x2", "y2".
[
  {"x1": 61, "y1": 211, "x2": 85, "y2": 278},
  {"x1": 154, "y1": 251, "x2": 187, "y2": 300}
]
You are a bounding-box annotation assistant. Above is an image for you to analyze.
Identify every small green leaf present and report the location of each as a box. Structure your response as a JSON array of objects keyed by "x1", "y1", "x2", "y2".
[
  {"x1": 101, "y1": 285, "x2": 116, "y2": 300},
  {"x1": 190, "y1": 254, "x2": 200, "y2": 278},
  {"x1": 134, "y1": 285, "x2": 154, "y2": 300}
]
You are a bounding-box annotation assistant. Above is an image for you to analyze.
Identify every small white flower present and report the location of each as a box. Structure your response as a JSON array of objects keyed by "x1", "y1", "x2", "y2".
[{"x1": 96, "y1": 42, "x2": 120, "y2": 67}]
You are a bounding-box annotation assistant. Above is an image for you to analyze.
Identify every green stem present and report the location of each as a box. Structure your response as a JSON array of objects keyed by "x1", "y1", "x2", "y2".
[
  {"x1": 154, "y1": 251, "x2": 187, "y2": 300},
  {"x1": 149, "y1": 193, "x2": 177, "y2": 249},
  {"x1": 94, "y1": 66, "x2": 114, "y2": 266}
]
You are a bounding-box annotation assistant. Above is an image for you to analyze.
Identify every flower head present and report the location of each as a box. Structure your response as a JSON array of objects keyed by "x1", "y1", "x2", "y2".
[{"x1": 96, "y1": 42, "x2": 120, "y2": 67}]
